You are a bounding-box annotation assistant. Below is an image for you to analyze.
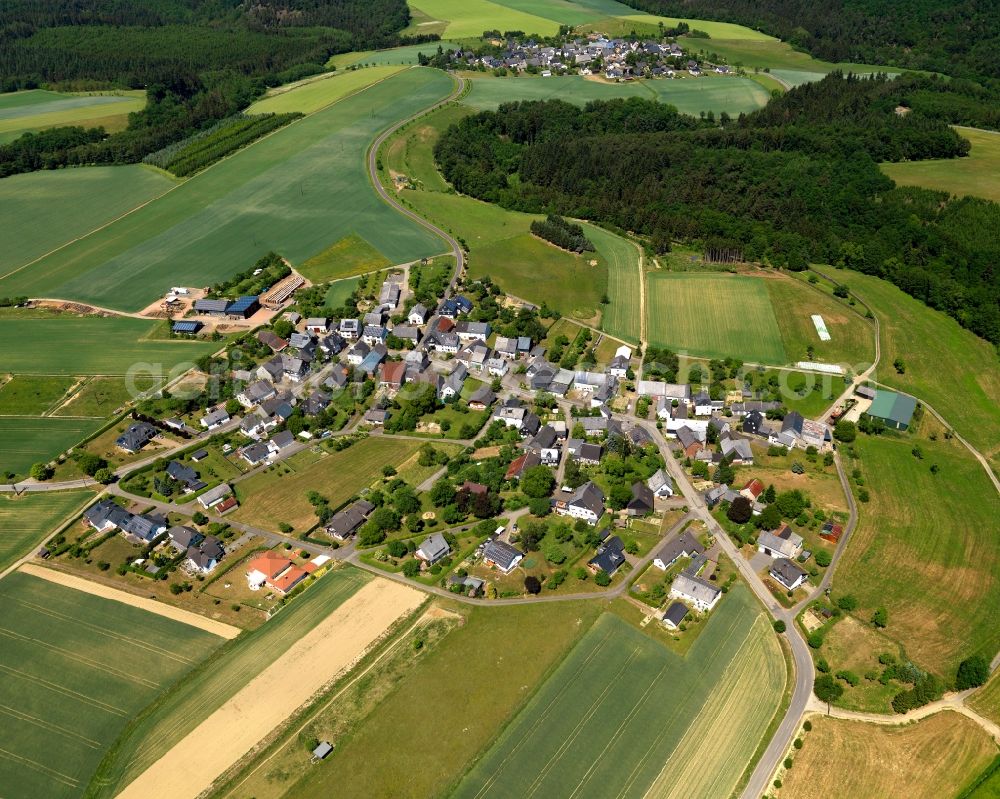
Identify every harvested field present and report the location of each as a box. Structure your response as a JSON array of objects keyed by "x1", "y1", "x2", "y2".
[
  {"x1": 115, "y1": 577, "x2": 423, "y2": 799},
  {"x1": 645, "y1": 272, "x2": 786, "y2": 363},
  {"x1": 780, "y1": 711, "x2": 997, "y2": 799},
  {"x1": 20, "y1": 564, "x2": 240, "y2": 639},
  {"x1": 0, "y1": 571, "x2": 224, "y2": 799}
]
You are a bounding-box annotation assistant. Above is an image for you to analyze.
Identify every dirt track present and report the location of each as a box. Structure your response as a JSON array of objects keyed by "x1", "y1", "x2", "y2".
[
  {"x1": 114, "y1": 577, "x2": 423, "y2": 799},
  {"x1": 19, "y1": 563, "x2": 240, "y2": 639}
]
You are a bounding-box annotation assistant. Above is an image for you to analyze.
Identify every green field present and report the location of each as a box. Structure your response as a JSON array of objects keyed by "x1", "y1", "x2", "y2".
[
  {"x1": 324, "y1": 276, "x2": 362, "y2": 308},
  {"x1": 408, "y1": 0, "x2": 562, "y2": 37},
  {"x1": 586, "y1": 224, "x2": 641, "y2": 343},
  {"x1": 454, "y1": 587, "x2": 784, "y2": 799},
  {"x1": 969, "y1": 670, "x2": 1000, "y2": 726},
  {"x1": 328, "y1": 41, "x2": 465, "y2": 69},
  {"x1": 0, "y1": 375, "x2": 78, "y2": 416},
  {"x1": 247, "y1": 65, "x2": 405, "y2": 114},
  {"x1": 963, "y1": 758, "x2": 1000, "y2": 799},
  {"x1": 87, "y1": 566, "x2": 370, "y2": 798},
  {"x1": 0, "y1": 417, "x2": 106, "y2": 475},
  {"x1": 0, "y1": 571, "x2": 224, "y2": 799},
  {"x1": 268, "y1": 600, "x2": 603, "y2": 799},
  {"x1": 838, "y1": 435, "x2": 1000, "y2": 676},
  {"x1": 0, "y1": 69, "x2": 452, "y2": 311},
  {"x1": 0, "y1": 90, "x2": 145, "y2": 143},
  {"x1": 882, "y1": 127, "x2": 1000, "y2": 204},
  {"x1": 0, "y1": 491, "x2": 95, "y2": 573},
  {"x1": 462, "y1": 74, "x2": 771, "y2": 116},
  {"x1": 0, "y1": 166, "x2": 175, "y2": 275},
  {"x1": 830, "y1": 270, "x2": 1000, "y2": 470},
  {"x1": 645, "y1": 272, "x2": 787, "y2": 363},
  {"x1": 233, "y1": 437, "x2": 450, "y2": 531},
  {"x1": 298, "y1": 234, "x2": 392, "y2": 283},
  {"x1": 50, "y1": 375, "x2": 162, "y2": 419},
  {"x1": 765, "y1": 274, "x2": 876, "y2": 366}
]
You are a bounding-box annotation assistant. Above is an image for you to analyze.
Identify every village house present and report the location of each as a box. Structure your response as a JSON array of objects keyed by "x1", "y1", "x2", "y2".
[
  {"x1": 325, "y1": 499, "x2": 375, "y2": 540},
  {"x1": 625, "y1": 481, "x2": 654, "y2": 516},
  {"x1": 416, "y1": 533, "x2": 451, "y2": 565},
  {"x1": 197, "y1": 483, "x2": 234, "y2": 511},
  {"x1": 200, "y1": 407, "x2": 230, "y2": 430},
  {"x1": 588, "y1": 535, "x2": 626, "y2": 576},
  {"x1": 662, "y1": 601, "x2": 689, "y2": 630},
  {"x1": 653, "y1": 530, "x2": 705, "y2": 571},
  {"x1": 554, "y1": 481, "x2": 605, "y2": 525},
  {"x1": 115, "y1": 422, "x2": 157, "y2": 454},
  {"x1": 758, "y1": 523, "x2": 804, "y2": 560},
  {"x1": 770, "y1": 557, "x2": 808, "y2": 590},
  {"x1": 246, "y1": 551, "x2": 316, "y2": 594},
  {"x1": 647, "y1": 468, "x2": 674, "y2": 498},
  {"x1": 482, "y1": 539, "x2": 524, "y2": 574},
  {"x1": 84, "y1": 499, "x2": 166, "y2": 543},
  {"x1": 670, "y1": 573, "x2": 721, "y2": 612}
]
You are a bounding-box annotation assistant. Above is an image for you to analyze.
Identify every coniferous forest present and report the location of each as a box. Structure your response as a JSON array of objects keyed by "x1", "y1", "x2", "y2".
[{"x1": 435, "y1": 74, "x2": 1000, "y2": 346}]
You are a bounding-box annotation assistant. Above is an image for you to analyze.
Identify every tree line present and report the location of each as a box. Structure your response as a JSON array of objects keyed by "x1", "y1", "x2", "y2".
[
  {"x1": 530, "y1": 215, "x2": 595, "y2": 253},
  {"x1": 435, "y1": 74, "x2": 1000, "y2": 345}
]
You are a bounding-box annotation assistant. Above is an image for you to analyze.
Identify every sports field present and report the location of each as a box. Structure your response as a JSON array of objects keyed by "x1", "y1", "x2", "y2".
[
  {"x1": 233, "y1": 437, "x2": 452, "y2": 531},
  {"x1": 0, "y1": 69, "x2": 452, "y2": 311},
  {"x1": 0, "y1": 90, "x2": 145, "y2": 143},
  {"x1": 0, "y1": 571, "x2": 224, "y2": 799},
  {"x1": 831, "y1": 270, "x2": 1000, "y2": 470},
  {"x1": 764, "y1": 274, "x2": 875, "y2": 366},
  {"x1": 247, "y1": 65, "x2": 404, "y2": 114},
  {"x1": 0, "y1": 490, "x2": 95, "y2": 574},
  {"x1": 586, "y1": 224, "x2": 642, "y2": 343},
  {"x1": 0, "y1": 416, "x2": 105, "y2": 476},
  {"x1": 645, "y1": 272, "x2": 787, "y2": 363},
  {"x1": 882, "y1": 127, "x2": 1000, "y2": 203},
  {"x1": 780, "y1": 712, "x2": 997, "y2": 799},
  {"x1": 0, "y1": 166, "x2": 175, "y2": 275},
  {"x1": 454, "y1": 587, "x2": 784, "y2": 799},
  {"x1": 462, "y1": 74, "x2": 771, "y2": 116},
  {"x1": 88, "y1": 566, "x2": 371, "y2": 798},
  {"x1": 838, "y1": 435, "x2": 1000, "y2": 676}
]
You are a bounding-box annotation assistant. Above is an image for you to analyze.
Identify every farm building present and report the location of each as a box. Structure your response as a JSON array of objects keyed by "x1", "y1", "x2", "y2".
[
  {"x1": 226, "y1": 296, "x2": 260, "y2": 319},
  {"x1": 172, "y1": 320, "x2": 202, "y2": 334},
  {"x1": 865, "y1": 390, "x2": 917, "y2": 430}
]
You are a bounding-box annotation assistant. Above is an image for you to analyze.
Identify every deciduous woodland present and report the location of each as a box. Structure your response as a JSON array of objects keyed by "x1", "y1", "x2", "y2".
[{"x1": 435, "y1": 74, "x2": 1000, "y2": 345}]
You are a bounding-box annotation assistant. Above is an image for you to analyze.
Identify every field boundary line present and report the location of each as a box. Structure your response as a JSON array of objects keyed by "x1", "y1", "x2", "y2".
[{"x1": 17, "y1": 563, "x2": 241, "y2": 639}]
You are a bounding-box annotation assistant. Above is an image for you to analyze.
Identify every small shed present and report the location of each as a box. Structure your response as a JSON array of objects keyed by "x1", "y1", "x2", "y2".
[{"x1": 312, "y1": 741, "x2": 334, "y2": 761}]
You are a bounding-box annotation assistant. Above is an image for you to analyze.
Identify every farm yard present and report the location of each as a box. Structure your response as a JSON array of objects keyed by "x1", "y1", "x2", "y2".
[
  {"x1": 587, "y1": 224, "x2": 642, "y2": 343},
  {"x1": 881, "y1": 127, "x2": 1000, "y2": 204},
  {"x1": 86, "y1": 565, "x2": 371, "y2": 799},
  {"x1": 0, "y1": 571, "x2": 225, "y2": 799},
  {"x1": 837, "y1": 434, "x2": 1000, "y2": 677},
  {"x1": 0, "y1": 90, "x2": 145, "y2": 143},
  {"x1": 453, "y1": 587, "x2": 784, "y2": 799},
  {"x1": 0, "y1": 69, "x2": 452, "y2": 311},
  {"x1": 779, "y1": 712, "x2": 997, "y2": 799},
  {"x1": 645, "y1": 272, "x2": 787, "y2": 363},
  {"x1": 0, "y1": 490, "x2": 95, "y2": 574},
  {"x1": 461, "y1": 73, "x2": 771, "y2": 117}
]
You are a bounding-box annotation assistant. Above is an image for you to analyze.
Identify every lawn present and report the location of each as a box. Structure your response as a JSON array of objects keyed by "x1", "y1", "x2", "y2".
[
  {"x1": 86, "y1": 565, "x2": 370, "y2": 798},
  {"x1": 324, "y1": 276, "x2": 362, "y2": 308},
  {"x1": 247, "y1": 65, "x2": 405, "y2": 114},
  {"x1": 407, "y1": 0, "x2": 562, "y2": 37},
  {"x1": 0, "y1": 416, "x2": 105, "y2": 476},
  {"x1": 586, "y1": 224, "x2": 641, "y2": 343},
  {"x1": 970, "y1": 669, "x2": 1000, "y2": 727},
  {"x1": 268, "y1": 599, "x2": 602, "y2": 799},
  {"x1": 0, "y1": 69, "x2": 452, "y2": 311},
  {"x1": 779, "y1": 712, "x2": 997, "y2": 799},
  {"x1": 0, "y1": 375, "x2": 78, "y2": 415},
  {"x1": 0, "y1": 571, "x2": 224, "y2": 799},
  {"x1": 645, "y1": 272, "x2": 787, "y2": 363},
  {"x1": 297, "y1": 234, "x2": 391, "y2": 283},
  {"x1": 233, "y1": 437, "x2": 450, "y2": 532},
  {"x1": 462, "y1": 73, "x2": 771, "y2": 116},
  {"x1": 454, "y1": 586, "x2": 784, "y2": 799},
  {"x1": 0, "y1": 165, "x2": 175, "y2": 276},
  {"x1": 0, "y1": 90, "x2": 144, "y2": 142},
  {"x1": 0, "y1": 490, "x2": 95, "y2": 574},
  {"x1": 882, "y1": 127, "x2": 1000, "y2": 203},
  {"x1": 829, "y1": 269, "x2": 1000, "y2": 470},
  {"x1": 765, "y1": 274, "x2": 876, "y2": 367},
  {"x1": 837, "y1": 434, "x2": 1000, "y2": 676}
]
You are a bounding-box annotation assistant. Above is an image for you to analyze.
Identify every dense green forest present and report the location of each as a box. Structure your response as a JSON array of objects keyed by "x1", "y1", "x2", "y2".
[
  {"x1": 624, "y1": 0, "x2": 1000, "y2": 86},
  {"x1": 436, "y1": 74, "x2": 1000, "y2": 346},
  {"x1": 0, "y1": 0, "x2": 431, "y2": 177}
]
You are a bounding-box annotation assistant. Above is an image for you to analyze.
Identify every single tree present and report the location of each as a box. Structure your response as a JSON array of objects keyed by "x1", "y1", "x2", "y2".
[
  {"x1": 727, "y1": 495, "x2": 753, "y2": 524},
  {"x1": 524, "y1": 575, "x2": 542, "y2": 594},
  {"x1": 955, "y1": 655, "x2": 989, "y2": 690}
]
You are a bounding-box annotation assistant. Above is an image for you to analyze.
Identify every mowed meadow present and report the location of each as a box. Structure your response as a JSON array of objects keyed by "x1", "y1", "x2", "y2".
[
  {"x1": 0, "y1": 571, "x2": 225, "y2": 799},
  {"x1": 453, "y1": 588, "x2": 785, "y2": 799},
  {"x1": 0, "y1": 68, "x2": 453, "y2": 311}
]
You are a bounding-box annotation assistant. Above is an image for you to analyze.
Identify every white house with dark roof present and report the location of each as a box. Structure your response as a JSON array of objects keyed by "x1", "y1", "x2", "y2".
[
  {"x1": 482, "y1": 540, "x2": 524, "y2": 574},
  {"x1": 416, "y1": 533, "x2": 451, "y2": 565},
  {"x1": 554, "y1": 481, "x2": 605, "y2": 525},
  {"x1": 670, "y1": 573, "x2": 721, "y2": 612},
  {"x1": 770, "y1": 557, "x2": 807, "y2": 590}
]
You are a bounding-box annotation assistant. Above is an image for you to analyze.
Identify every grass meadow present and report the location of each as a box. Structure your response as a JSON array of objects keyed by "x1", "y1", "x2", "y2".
[
  {"x1": 780, "y1": 712, "x2": 997, "y2": 799},
  {"x1": 0, "y1": 416, "x2": 105, "y2": 476},
  {"x1": 407, "y1": 0, "x2": 562, "y2": 37},
  {"x1": 969, "y1": 668, "x2": 1000, "y2": 726},
  {"x1": 453, "y1": 587, "x2": 784, "y2": 799},
  {"x1": 0, "y1": 90, "x2": 144, "y2": 143},
  {"x1": 838, "y1": 434, "x2": 1000, "y2": 677},
  {"x1": 324, "y1": 276, "x2": 362, "y2": 308},
  {"x1": 462, "y1": 73, "x2": 771, "y2": 116},
  {"x1": 247, "y1": 65, "x2": 404, "y2": 114},
  {"x1": 0, "y1": 571, "x2": 224, "y2": 799},
  {"x1": 328, "y1": 41, "x2": 465, "y2": 70},
  {"x1": 0, "y1": 490, "x2": 95, "y2": 573},
  {"x1": 829, "y1": 269, "x2": 1000, "y2": 470},
  {"x1": 645, "y1": 272, "x2": 787, "y2": 363},
  {"x1": 0, "y1": 166, "x2": 175, "y2": 276},
  {"x1": 298, "y1": 234, "x2": 391, "y2": 283},
  {"x1": 87, "y1": 566, "x2": 370, "y2": 799},
  {"x1": 51, "y1": 375, "x2": 163, "y2": 419},
  {"x1": 586, "y1": 224, "x2": 642, "y2": 343},
  {"x1": 0, "y1": 375, "x2": 78, "y2": 415},
  {"x1": 0, "y1": 69, "x2": 452, "y2": 311},
  {"x1": 882, "y1": 127, "x2": 1000, "y2": 203}
]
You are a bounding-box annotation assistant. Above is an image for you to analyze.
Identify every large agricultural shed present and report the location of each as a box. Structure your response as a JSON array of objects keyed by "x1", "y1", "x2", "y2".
[{"x1": 866, "y1": 389, "x2": 917, "y2": 430}]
